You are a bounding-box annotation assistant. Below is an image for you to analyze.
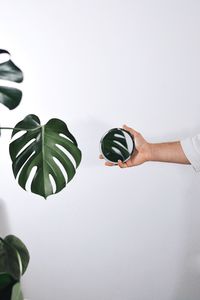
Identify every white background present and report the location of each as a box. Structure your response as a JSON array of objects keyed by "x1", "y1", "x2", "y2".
[{"x1": 0, "y1": 0, "x2": 200, "y2": 299}]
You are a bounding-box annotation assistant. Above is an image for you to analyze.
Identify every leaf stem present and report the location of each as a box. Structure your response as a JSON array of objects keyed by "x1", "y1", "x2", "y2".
[{"x1": 0, "y1": 127, "x2": 37, "y2": 132}]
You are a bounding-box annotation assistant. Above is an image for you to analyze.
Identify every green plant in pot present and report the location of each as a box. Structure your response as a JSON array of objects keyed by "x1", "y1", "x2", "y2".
[
  {"x1": 0, "y1": 49, "x2": 82, "y2": 199},
  {"x1": 0, "y1": 235, "x2": 30, "y2": 300}
]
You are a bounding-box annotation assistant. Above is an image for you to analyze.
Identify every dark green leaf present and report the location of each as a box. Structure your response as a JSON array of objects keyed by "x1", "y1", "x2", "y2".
[
  {"x1": 0, "y1": 239, "x2": 21, "y2": 281},
  {"x1": 9, "y1": 114, "x2": 82, "y2": 199},
  {"x1": 0, "y1": 49, "x2": 23, "y2": 110},
  {"x1": 4, "y1": 236, "x2": 30, "y2": 275},
  {"x1": 0, "y1": 87, "x2": 22, "y2": 110},
  {"x1": 0, "y1": 235, "x2": 29, "y2": 281},
  {"x1": 11, "y1": 282, "x2": 23, "y2": 300}
]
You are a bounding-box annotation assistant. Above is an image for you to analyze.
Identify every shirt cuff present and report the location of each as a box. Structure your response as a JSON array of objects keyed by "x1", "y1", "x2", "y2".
[{"x1": 180, "y1": 135, "x2": 200, "y2": 172}]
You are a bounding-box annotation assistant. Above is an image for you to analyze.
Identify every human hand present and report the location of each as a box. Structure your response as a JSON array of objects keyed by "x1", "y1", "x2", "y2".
[{"x1": 99, "y1": 125, "x2": 151, "y2": 168}]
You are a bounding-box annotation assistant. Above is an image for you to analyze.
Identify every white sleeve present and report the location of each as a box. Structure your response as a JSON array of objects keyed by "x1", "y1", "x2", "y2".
[{"x1": 180, "y1": 135, "x2": 200, "y2": 172}]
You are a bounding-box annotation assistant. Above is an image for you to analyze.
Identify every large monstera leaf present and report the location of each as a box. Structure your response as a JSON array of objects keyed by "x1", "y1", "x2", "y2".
[
  {"x1": 9, "y1": 114, "x2": 82, "y2": 199},
  {"x1": 0, "y1": 49, "x2": 23, "y2": 110},
  {"x1": 0, "y1": 235, "x2": 30, "y2": 284}
]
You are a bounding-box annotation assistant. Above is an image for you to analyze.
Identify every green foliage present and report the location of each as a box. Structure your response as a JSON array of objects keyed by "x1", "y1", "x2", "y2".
[
  {"x1": 0, "y1": 49, "x2": 82, "y2": 198},
  {"x1": 0, "y1": 235, "x2": 30, "y2": 282},
  {"x1": 0, "y1": 235, "x2": 29, "y2": 300},
  {"x1": 11, "y1": 283, "x2": 23, "y2": 300},
  {"x1": 4, "y1": 236, "x2": 30, "y2": 276},
  {"x1": 101, "y1": 128, "x2": 132, "y2": 163},
  {"x1": 0, "y1": 50, "x2": 23, "y2": 110},
  {"x1": 9, "y1": 114, "x2": 82, "y2": 198}
]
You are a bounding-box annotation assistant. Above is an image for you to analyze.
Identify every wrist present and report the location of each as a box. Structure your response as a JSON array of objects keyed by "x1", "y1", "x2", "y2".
[
  {"x1": 139, "y1": 142, "x2": 154, "y2": 162},
  {"x1": 145, "y1": 143, "x2": 155, "y2": 162}
]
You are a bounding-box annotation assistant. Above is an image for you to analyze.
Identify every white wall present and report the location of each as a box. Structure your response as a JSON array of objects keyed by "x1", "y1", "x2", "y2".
[{"x1": 0, "y1": 1, "x2": 200, "y2": 299}]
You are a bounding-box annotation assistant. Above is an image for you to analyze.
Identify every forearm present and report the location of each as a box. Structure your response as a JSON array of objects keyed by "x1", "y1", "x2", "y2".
[{"x1": 148, "y1": 141, "x2": 190, "y2": 164}]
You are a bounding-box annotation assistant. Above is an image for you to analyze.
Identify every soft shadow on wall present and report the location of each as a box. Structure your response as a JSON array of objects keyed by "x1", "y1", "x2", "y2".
[{"x1": 0, "y1": 198, "x2": 10, "y2": 237}]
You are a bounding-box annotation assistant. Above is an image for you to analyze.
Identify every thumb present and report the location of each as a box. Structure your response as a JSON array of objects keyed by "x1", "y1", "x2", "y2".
[{"x1": 123, "y1": 124, "x2": 139, "y2": 137}]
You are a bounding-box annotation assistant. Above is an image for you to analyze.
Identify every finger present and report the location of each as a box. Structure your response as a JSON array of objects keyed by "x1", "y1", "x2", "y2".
[
  {"x1": 105, "y1": 161, "x2": 115, "y2": 166},
  {"x1": 118, "y1": 160, "x2": 128, "y2": 168},
  {"x1": 123, "y1": 124, "x2": 139, "y2": 137},
  {"x1": 126, "y1": 159, "x2": 133, "y2": 167}
]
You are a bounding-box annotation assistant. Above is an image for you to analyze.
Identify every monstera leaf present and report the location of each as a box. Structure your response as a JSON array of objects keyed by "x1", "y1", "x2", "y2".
[
  {"x1": 11, "y1": 282, "x2": 23, "y2": 300},
  {"x1": 100, "y1": 128, "x2": 135, "y2": 163},
  {"x1": 0, "y1": 235, "x2": 30, "y2": 282},
  {"x1": 0, "y1": 49, "x2": 23, "y2": 110},
  {"x1": 9, "y1": 114, "x2": 82, "y2": 199}
]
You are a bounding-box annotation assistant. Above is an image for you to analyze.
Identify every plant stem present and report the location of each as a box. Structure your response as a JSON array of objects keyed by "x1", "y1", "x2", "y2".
[
  {"x1": 0, "y1": 127, "x2": 37, "y2": 132},
  {"x1": 0, "y1": 127, "x2": 21, "y2": 131}
]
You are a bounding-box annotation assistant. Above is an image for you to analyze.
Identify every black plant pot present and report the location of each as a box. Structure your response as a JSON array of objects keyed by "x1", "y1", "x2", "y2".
[{"x1": 1, "y1": 282, "x2": 15, "y2": 300}]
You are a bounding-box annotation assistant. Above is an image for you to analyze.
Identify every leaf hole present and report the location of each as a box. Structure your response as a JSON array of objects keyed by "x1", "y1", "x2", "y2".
[
  {"x1": 0, "y1": 53, "x2": 10, "y2": 64},
  {"x1": 59, "y1": 133, "x2": 74, "y2": 143},
  {"x1": 25, "y1": 165, "x2": 37, "y2": 192},
  {"x1": 16, "y1": 151, "x2": 36, "y2": 182},
  {"x1": 114, "y1": 133, "x2": 125, "y2": 138},
  {"x1": 53, "y1": 157, "x2": 69, "y2": 183},
  {"x1": 113, "y1": 140, "x2": 128, "y2": 150},
  {"x1": 55, "y1": 144, "x2": 77, "y2": 168},
  {"x1": 10, "y1": 130, "x2": 27, "y2": 143},
  {"x1": 16, "y1": 139, "x2": 36, "y2": 158},
  {"x1": 111, "y1": 147, "x2": 122, "y2": 156},
  {"x1": 0, "y1": 79, "x2": 20, "y2": 89},
  {"x1": 114, "y1": 132, "x2": 134, "y2": 153},
  {"x1": 49, "y1": 174, "x2": 56, "y2": 194}
]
